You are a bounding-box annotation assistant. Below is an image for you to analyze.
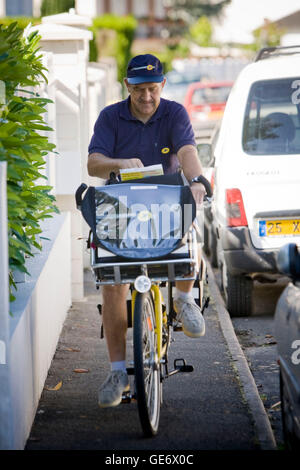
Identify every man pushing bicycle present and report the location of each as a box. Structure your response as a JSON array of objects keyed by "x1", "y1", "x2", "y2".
[{"x1": 87, "y1": 54, "x2": 208, "y2": 408}]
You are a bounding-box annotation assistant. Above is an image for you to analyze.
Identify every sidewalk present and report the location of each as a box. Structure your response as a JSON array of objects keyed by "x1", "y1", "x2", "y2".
[{"x1": 25, "y1": 265, "x2": 277, "y2": 451}]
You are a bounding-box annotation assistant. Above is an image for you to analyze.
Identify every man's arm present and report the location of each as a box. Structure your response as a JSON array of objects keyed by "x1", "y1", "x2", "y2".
[
  {"x1": 177, "y1": 144, "x2": 206, "y2": 204},
  {"x1": 87, "y1": 153, "x2": 144, "y2": 179}
]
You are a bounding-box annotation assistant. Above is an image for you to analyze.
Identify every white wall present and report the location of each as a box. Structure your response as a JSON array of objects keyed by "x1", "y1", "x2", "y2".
[
  {"x1": 0, "y1": 163, "x2": 13, "y2": 450},
  {"x1": 0, "y1": 0, "x2": 5, "y2": 16},
  {"x1": 9, "y1": 213, "x2": 71, "y2": 449}
]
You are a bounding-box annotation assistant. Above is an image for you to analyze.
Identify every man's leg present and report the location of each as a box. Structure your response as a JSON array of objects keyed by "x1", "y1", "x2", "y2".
[
  {"x1": 98, "y1": 284, "x2": 130, "y2": 408},
  {"x1": 101, "y1": 284, "x2": 129, "y2": 363},
  {"x1": 174, "y1": 246, "x2": 205, "y2": 338}
]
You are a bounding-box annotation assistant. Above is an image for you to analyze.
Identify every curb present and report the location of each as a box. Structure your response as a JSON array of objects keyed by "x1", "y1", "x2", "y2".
[{"x1": 205, "y1": 259, "x2": 277, "y2": 450}]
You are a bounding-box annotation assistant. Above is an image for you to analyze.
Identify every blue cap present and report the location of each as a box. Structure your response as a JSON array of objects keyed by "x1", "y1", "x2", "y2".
[{"x1": 126, "y1": 54, "x2": 164, "y2": 84}]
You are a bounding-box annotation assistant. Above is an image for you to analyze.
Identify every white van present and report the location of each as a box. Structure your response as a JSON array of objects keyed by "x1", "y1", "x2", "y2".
[{"x1": 211, "y1": 46, "x2": 300, "y2": 316}]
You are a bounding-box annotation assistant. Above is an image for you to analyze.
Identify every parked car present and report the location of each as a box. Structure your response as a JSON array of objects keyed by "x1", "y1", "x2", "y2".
[
  {"x1": 274, "y1": 243, "x2": 300, "y2": 450},
  {"x1": 184, "y1": 81, "x2": 233, "y2": 137},
  {"x1": 209, "y1": 45, "x2": 300, "y2": 316},
  {"x1": 162, "y1": 69, "x2": 204, "y2": 104}
]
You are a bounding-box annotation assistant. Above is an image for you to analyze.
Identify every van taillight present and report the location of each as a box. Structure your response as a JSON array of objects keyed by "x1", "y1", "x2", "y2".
[
  {"x1": 210, "y1": 170, "x2": 215, "y2": 192},
  {"x1": 226, "y1": 188, "x2": 248, "y2": 227}
]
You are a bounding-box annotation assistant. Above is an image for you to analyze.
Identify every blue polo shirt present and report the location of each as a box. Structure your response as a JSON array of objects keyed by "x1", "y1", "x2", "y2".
[{"x1": 88, "y1": 97, "x2": 196, "y2": 175}]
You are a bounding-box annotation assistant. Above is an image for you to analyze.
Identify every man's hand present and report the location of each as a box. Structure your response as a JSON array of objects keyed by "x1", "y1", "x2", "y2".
[
  {"x1": 87, "y1": 153, "x2": 143, "y2": 178},
  {"x1": 118, "y1": 158, "x2": 144, "y2": 169},
  {"x1": 190, "y1": 182, "x2": 206, "y2": 205}
]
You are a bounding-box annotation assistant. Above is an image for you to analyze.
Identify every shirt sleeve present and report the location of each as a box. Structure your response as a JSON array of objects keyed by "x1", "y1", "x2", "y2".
[
  {"x1": 88, "y1": 107, "x2": 116, "y2": 157},
  {"x1": 170, "y1": 104, "x2": 196, "y2": 153}
]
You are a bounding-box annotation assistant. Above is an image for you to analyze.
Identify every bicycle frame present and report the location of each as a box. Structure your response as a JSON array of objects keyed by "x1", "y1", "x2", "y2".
[{"x1": 131, "y1": 284, "x2": 166, "y2": 362}]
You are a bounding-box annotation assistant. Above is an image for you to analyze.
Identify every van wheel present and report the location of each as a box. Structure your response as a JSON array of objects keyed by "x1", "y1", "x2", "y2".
[
  {"x1": 222, "y1": 262, "x2": 253, "y2": 316},
  {"x1": 210, "y1": 228, "x2": 218, "y2": 268},
  {"x1": 203, "y1": 223, "x2": 210, "y2": 255},
  {"x1": 280, "y1": 369, "x2": 300, "y2": 450}
]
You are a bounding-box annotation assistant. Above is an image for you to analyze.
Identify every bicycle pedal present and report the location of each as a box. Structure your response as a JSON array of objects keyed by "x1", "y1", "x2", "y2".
[
  {"x1": 178, "y1": 364, "x2": 194, "y2": 373},
  {"x1": 174, "y1": 358, "x2": 194, "y2": 373}
]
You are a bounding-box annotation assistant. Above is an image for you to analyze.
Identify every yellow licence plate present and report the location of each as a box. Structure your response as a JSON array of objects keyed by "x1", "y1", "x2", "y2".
[{"x1": 259, "y1": 219, "x2": 300, "y2": 237}]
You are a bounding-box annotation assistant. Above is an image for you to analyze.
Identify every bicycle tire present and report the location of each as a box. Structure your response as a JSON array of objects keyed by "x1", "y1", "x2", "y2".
[{"x1": 134, "y1": 291, "x2": 161, "y2": 437}]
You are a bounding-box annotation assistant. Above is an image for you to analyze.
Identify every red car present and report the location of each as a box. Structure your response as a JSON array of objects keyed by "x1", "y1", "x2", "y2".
[{"x1": 183, "y1": 81, "x2": 233, "y2": 135}]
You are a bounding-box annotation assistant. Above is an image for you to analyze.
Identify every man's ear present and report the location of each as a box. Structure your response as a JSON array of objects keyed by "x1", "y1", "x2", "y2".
[
  {"x1": 124, "y1": 78, "x2": 130, "y2": 92},
  {"x1": 161, "y1": 78, "x2": 167, "y2": 89}
]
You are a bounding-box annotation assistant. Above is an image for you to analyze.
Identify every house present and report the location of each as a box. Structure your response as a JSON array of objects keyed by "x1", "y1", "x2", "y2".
[
  {"x1": 273, "y1": 9, "x2": 300, "y2": 46},
  {"x1": 255, "y1": 9, "x2": 300, "y2": 47},
  {"x1": 0, "y1": 0, "x2": 42, "y2": 17},
  {"x1": 75, "y1": 0, "x2": 170, "y2": 39},
  {"x1": 0, "y1": 0, "x2": 169, "y2": 38}
]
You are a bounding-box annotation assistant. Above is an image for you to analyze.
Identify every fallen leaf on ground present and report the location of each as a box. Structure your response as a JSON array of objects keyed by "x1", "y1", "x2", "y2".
[
  {"x1": 271, "y1": 401, "x2": 281, "y2": 409},
  {"x1": 63, "y1": 347, "x2": 81, "y2": 352},
  {"x1": 73, "y1": 368, "x2": 89, "y2": 373},
  {"x1": 45, "y1": 381, "x2": 62, "y2": 391}
]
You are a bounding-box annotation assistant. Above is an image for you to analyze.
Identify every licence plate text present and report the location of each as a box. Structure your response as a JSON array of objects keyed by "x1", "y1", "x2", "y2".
[{"x1": 259, "y1": 219, "x2": 300, "y2": 237}]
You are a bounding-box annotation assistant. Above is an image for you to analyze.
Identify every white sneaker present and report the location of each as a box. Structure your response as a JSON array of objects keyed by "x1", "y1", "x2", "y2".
[
  {"x1": 173, "y1": 297, "x2": 205, "y2": 338},
  {"x1": 98, "y1": 370, "x2": 130, "y2": 408}
]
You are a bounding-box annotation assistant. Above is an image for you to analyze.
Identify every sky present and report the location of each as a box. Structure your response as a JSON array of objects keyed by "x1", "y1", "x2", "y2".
[{"x1": 213, "y1": 0, "x2": 300, "y2": 43}]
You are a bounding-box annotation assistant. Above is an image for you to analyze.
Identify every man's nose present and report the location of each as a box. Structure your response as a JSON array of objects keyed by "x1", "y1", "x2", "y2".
[{"x1": 141, "y1": 89, "x2": 151, "y2": 100}]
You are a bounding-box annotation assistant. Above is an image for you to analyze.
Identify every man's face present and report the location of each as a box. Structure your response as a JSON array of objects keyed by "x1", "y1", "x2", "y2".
[{"x1": 125, "y1": 79, "x2": 166, "y2": 120}]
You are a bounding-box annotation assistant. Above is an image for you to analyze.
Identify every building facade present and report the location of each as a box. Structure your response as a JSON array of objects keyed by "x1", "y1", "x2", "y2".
[
  {"x1": 75, "y1": 0, "x2": 168, "y2": 38},
  {"x1": 0, "y1": 0, "x2": 42, "y2": 17}
]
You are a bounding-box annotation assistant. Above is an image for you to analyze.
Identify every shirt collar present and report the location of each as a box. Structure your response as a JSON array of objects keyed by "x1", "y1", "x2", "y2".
[{"x1": 119, "y1": 97, "x2": 169, "y2": 123}]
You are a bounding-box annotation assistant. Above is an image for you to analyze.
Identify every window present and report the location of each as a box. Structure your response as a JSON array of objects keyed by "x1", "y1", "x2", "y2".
[
  {"x1": 191, "y1": 86, "x2": 231, "y2": 105},
  {"x1": 6, "y1": 0, "x2": 32, "y2": 16},
  {"x1": 243, "y1": 78, "x2": 300, "y2": 155}
]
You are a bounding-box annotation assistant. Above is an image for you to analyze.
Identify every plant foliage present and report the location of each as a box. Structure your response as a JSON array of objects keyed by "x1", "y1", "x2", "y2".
[
  {"x1": 165, "y1": 0, "x2": 231, "y2": 22},
  {"x1": 90, "y1": 14, "x2": 137, "y2": 85},
  {"x1": 0, "y1": 22, "x2": 58, "y2": 302},
  {"x1": 41, "y1": 0, "x2": 75, "y2": 17}
]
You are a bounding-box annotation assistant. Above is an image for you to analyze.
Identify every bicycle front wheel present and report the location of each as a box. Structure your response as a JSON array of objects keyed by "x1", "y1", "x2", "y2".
[{"x1": 134, "y1": 291, "x2": 161, "y2": 437}]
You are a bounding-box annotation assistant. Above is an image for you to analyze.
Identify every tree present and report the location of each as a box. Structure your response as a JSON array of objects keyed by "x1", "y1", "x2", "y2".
[
  {"x1": 165, "y1": 0, "x2": 231, "y2": 23},
  {"x1": 189, "y1": 16, "x2": 212, "y2": 46},
  {"x1": 253, "y1": 19, "x2": 284, "y2": 49},
  {"x1": 41, "y1": 0, "x2": 75, "y2": 17}
]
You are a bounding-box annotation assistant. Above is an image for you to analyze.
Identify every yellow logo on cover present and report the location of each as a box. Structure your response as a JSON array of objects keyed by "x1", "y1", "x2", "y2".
[
  {"x1": 161, "y1": 147, "x2": 170, "y2": 154},
  {"x1": 147, "y1": 64, "x2": 154, "y2": 70},
  {"x1": 138, "y1": 210, "x2": 152, "y2": 222}
]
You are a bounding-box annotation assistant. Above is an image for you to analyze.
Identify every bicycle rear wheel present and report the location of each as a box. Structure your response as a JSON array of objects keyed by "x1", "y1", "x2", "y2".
[{"x1": 134, "y1": 291, "x2": 161, "y2": 437}]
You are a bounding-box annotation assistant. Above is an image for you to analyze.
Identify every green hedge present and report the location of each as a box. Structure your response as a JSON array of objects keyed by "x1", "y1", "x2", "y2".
[
  {"x1": 90, "y1": 14, "x2": 137, "y2": 84},
  {"x1": 0, "y1": 16, "x2": 41, "y2": 29},
  {"x1": 0, "y1": 22, "x2": 58, "y2": 302},
  {"x1": 41, "y1": 0, "x2": 75, "y2": 17}
]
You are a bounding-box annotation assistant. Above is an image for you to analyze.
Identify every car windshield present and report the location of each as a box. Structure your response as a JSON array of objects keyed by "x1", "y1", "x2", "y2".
[
  {"x1": 243, "y1": 78, "x2": 300, "y2": 155},
  {"x1": 191, "y1": 86, "x2": 231, "y2": 105},
  {"x1": 166, "y1": 71, "x2": 201, "y2": 85}
]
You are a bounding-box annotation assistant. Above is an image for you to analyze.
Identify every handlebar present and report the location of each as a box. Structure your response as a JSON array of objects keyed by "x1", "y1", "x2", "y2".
[
  {"x1": 106, "y1": 172, "x2": 120, "y2": 185},
  {"x1": 198, "y1": 175, "x2": 212, "y2": 199},
  {"x1": 75, "y1": 173, "x2": 213, "y2": 210},
  {"x1": 75, "y1": 183, "x2": 88, "y2": 210}
]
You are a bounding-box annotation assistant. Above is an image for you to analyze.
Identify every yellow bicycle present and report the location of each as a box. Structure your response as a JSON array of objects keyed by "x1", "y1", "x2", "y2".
[{"x1": 76, "y1": 172, "x2": 211, "y2": 436}]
